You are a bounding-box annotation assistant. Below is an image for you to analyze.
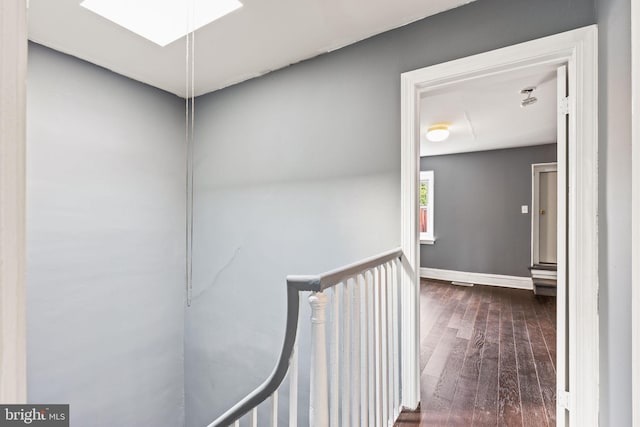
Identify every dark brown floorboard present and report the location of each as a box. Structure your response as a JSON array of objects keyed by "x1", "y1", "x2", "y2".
[
  {"x1": 497, "y1": 292, "x2": 522, "y2": 426},
  {"x1": 447, "y1": 290, "x2": 489, "y2": 426},
  {"x1": 523, "y1": 298, "x2": 556, "y2": 425},
  {"x1": 396, "y1": 280, "x2": 556, "y2": 427}
]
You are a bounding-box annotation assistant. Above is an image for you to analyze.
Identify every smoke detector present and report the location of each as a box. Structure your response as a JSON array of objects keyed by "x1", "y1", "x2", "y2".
[{"x1": 520, "y1": 87, "x2": 538, "y2": 107}]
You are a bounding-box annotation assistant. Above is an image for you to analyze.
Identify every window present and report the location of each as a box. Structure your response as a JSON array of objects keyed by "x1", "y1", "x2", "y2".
[{"x1": 420, "y1": 170, "x2": 434, "y2": 244}]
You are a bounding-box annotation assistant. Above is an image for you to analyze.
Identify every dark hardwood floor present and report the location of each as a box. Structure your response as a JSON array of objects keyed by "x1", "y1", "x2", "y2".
[{"x1": 396, "y1": 279, "x2": 556, "y2": 427}]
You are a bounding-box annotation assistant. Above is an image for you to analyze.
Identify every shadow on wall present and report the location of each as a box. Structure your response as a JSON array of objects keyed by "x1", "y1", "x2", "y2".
[{"x1": 185, "y1": 175, "x2": 399, "y2": 426}]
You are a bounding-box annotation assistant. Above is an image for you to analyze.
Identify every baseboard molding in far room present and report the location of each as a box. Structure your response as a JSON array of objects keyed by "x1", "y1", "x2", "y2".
[{"x1": 420, "y1": 267, "x2": 533, "y2": 290}]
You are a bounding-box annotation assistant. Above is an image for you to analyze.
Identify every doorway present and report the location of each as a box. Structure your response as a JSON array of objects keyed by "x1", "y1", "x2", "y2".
[
  {"x1": 399, "y1": 26, "x2": 598, "y2": 426},
  {"x1": 416, "y1": 62, "x2": 560, "y2": 425},
  {"x1": 532, "y1": 162, "x2": 559, "y2": 296},
  {"x1": 534, "y1": 164, "x2": 558, "y2": 266}
]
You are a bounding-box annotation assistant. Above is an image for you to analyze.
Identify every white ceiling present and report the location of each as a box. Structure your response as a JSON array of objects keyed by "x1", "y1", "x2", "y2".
[
  {"x1": 28, "y1": 0, "x2": 476, "y2": 98},
  {"x1": 420, "y1": 63, "x2": 559, "y2": 156}
]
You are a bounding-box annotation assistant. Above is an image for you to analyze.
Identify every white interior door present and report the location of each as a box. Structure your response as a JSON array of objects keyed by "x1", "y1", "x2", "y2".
[
  {"x1": 556, "y1": 63, "x2": 569, "y2": 427},
  {"x1": 539, "y1": 170, "x2": 558, "y2": 264}
]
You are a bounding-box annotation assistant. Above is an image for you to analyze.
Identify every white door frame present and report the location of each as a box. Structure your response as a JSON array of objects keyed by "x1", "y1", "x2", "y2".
[
  {"x1": 400, "y1": 25, "x2": 598, "y2": 424},
  {"x1": 531, "y1": 162, "x2": 559, "y2": 266},
  {"x1": 631, "y1": 0, "x2": 640, "y2": 425},
  {"x1": 0, "y1": 0, "x2": 28, "y2": 403}
]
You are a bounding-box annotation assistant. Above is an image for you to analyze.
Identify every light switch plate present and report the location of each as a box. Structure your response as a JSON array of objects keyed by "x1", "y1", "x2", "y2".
[{"x1": 521, "y1": 205, "x2": 529, "y2": 214}]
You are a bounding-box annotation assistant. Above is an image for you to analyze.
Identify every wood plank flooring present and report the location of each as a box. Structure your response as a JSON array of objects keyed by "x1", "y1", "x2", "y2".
[{"x1": 395, "y1": 279, "x2": 556, "y2": 427}]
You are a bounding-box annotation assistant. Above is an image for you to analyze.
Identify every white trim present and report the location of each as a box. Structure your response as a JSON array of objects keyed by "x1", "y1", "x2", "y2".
[
  {"x1": 0, "y1": 0, "x2": 28, "y2": 403},
  {"x1": 555, "y1": 63, "x2": 570, "y2": 425},
  {"x1": 531, "y1": 162, "x2": 559, "y2": 168},
  {"x1": 632, "y1": 0, "x2": 640, "y2": 424},
  {"x1": 400, "y1": 59, "x2": 421, "y2": 410},
  {"x1": 530, "y1": 268, "x2": 558, "y2": 280},
  {"x1": 531, "y1": 162, "x2": 558, "y2": 266},
  {"x1": 401, "y1": 25, "x2": 598, "y2": 425},
  {"x1": 420, "y1": 268, "x2": 533, "y2": 290},
  {"x1": 419, "y1": 170, "x2": 434, "y2": 243}
]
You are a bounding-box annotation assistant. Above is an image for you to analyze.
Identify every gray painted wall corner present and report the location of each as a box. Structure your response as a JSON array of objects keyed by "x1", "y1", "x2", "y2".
[{"x1": 26, "y1": 44, "x2": 187, "y2": 427}]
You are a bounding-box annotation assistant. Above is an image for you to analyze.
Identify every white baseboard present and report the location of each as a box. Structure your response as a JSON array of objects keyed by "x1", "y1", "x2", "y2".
[
  {"x1": 420, "y1": 267, "x2": 533, "y2": 290},
  {"x1": 530, "y1": 269, "x2": 557, "y2": 280}
]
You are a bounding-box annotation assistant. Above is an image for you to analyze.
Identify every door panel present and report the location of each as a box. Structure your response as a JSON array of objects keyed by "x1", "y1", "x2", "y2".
[{"x1": 556, "y1": 63, "x2": 568, "y2": 427}]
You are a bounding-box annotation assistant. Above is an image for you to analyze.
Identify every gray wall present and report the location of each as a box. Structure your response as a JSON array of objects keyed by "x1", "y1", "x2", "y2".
[
  {"x1": 25, "y1": 0, "x2": 634, "y2": 425},
  {"x1": 596, "y1": 0, "x2": 632, "y2": 425},
  {"x1": 26, "y1": 44, "x2": 186, "y2": 427},
  {"x1": 420, "y1": 144, "x2": 557, "y2": 277},
  {"x1": 186, "y1": 1, "x2": 595, "y2": 425}
]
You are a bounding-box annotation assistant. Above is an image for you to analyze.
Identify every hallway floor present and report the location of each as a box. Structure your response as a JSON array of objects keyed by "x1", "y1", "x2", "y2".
[{"x1": 395, "y1": 279, "x2": 556, "y2": 427}]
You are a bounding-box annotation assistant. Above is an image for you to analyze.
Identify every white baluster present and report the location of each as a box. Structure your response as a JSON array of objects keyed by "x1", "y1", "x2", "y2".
[
  {"x1": 233, "y1": 421, "x2": 239, "y2": 427},
  {"x1": 368, "y1": 269, "x2": 376, "y2": 427},
  {"x1": 309, "y1": 292, "x2": 329, "y2": 427},
  {"x1": 289, "y1": 344, "x2": 298, "y2": 427},
  {"x1": 330, "y1": 287, "x2": 340, "y2": 427},
  {"x1": 375, "y1": 266, "x2": 383, "y2": 427},
  {"x1": 342, "y1": 281, "x2": 351, "y2": 427},
  {"x1": 381, "y1": 264, "x2": 389, "y2": 426},
  {"x1": 289, "y1": 340, "x2": 298, "y2": 427},
  {"x1": 392, "y1": 259, "x2": 401, "y2": 420},
  {"x1": 359, "y1": 273, "x2": 369, "y2": 426},
  {"x1": 352, "y1": 276, "x2": 361, "y2": 427},
  {"x1": 270, "y1": 390, "x2": 278, "y2": 427},
  {"x1": 250, "y1": 407, "x2": 258, "y2": 427},
  {"x1": 386, "y1": 262, "x2": 393, "y2": 424},
  {"x1": 384, "y1": 263, "x2": 393, "y2": 425}
]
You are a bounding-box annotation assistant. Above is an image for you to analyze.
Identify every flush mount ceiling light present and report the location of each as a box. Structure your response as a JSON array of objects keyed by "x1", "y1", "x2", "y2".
[
  {"x1": 80, "y1": 0, "x2": 243, "y2": 47},
  {"x1": 426, "y1": 124, "x2": 450, "y2": 142}
]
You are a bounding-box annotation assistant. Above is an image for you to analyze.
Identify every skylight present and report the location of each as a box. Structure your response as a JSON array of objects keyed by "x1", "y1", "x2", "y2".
[{"x1": 80, "y1": 0, "x2": 243, "y2": 47}]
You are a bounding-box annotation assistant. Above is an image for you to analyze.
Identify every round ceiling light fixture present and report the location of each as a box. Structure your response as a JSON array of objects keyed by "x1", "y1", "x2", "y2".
[{"x1": 426, "y1": 124, "x2": 450, "y2": 142}]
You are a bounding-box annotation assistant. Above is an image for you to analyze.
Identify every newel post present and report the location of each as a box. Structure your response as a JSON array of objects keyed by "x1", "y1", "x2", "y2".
[{"x1": 309, "y1": 292, "x2": 329, "y2": 426}]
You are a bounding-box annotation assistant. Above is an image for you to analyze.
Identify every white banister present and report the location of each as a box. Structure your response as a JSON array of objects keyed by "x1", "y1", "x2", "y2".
[
  {"x1": 309, "y1": 292, "x2": 329, "y2": 427},
  {"x1": 207, "y1": 248, "x2": 403, "y2": 427}
]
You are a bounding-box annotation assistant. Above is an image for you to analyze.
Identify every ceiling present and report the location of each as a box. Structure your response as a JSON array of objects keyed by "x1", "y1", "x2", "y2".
[
  {"x1": 420, "y1": 63, "x2": 559, "y2": 156},
  {"x1": 28, "y1": 0, "x2": 476, "y2": 98}
]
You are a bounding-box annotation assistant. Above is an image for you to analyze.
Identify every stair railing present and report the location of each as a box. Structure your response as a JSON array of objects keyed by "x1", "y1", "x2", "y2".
[{"x1": 208, "y1": 247, "x2": 404, "y2": 427}]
